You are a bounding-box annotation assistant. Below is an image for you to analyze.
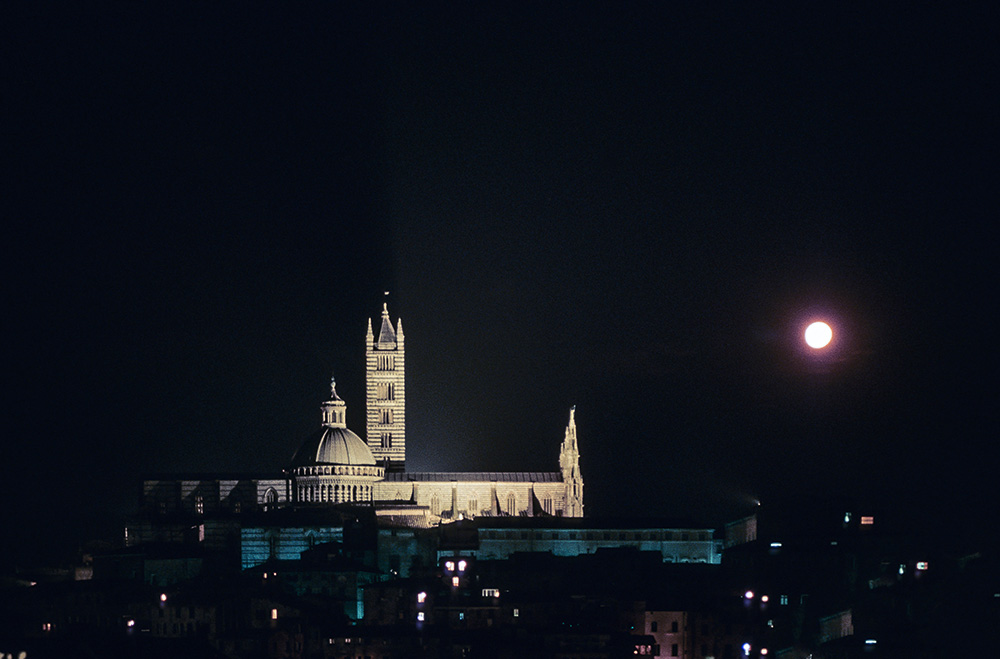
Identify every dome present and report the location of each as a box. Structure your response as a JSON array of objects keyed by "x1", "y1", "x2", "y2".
[{"x1": 290, "y1": 426, "x2": 376, "y2": 468}]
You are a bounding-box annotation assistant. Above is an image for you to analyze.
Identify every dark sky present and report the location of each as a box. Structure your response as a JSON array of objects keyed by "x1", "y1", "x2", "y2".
[{"x1": 4, "y1": 4, "x2": 996, "y2": 564}]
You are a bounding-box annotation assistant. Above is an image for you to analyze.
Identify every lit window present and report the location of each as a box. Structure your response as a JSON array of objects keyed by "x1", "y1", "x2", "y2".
[
  {"x1": 445, "y1": 561, "x2": 455, "y2": 572},
  {"x1": 482, "y1": 588, "x2": 500, "y2": 598},
  {"x1": 742, "y1": 642, "x2": 751, "y2": 655},
  {"x1": 459, "y1": 612, "x2": 465, "y2": 621},
  {"x1": 417, "y1": 612, "x2": 424, "y2": 621},
  {"x1": 195, "y1": 496, "x2": 204, "y2": 515},
  {"x1": 452, "y1": 576, "x2": 460, "y2": 587},
  {"x1": 42, "y1": 622, "x2": 53, "y2": 632},
  {"x1": 916, "y1": 561, "x2": 929, "y2": 570},
  {"x1": 417, "y1": 592, "x2": 427, "y2": 603},
  {"x1": 780, "y1": 595, "x2": 788, "y2": 605},
  {"x1": 458, "y1": 560, "x2": 467, "y2": 572},
  {"x1": 861, "y1": 516, "x2": 874, "y2": 525},
  {"x1": 270, "y1": 608, "x2": 278, "y2": 620},
  {"x1": 126, "y1": 619, "x2": 135, "y2": 628},
  {"x1": 160, "y1": 593, "x2": 168, "y2": 603},
  {"x1": 865, "y1": 639, "x2": 877, "y2": 645},
  {"x1": 769, "y1": 542, "x2": 782, "y2": 548},
  {"x1": 513, "y1": 608, "x2": 519, "y2": 617}
]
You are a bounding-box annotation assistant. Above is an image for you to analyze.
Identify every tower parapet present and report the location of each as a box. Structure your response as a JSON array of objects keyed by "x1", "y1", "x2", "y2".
[{"x1": 366, "y1": 303, "x2": 405, "y2": 471}]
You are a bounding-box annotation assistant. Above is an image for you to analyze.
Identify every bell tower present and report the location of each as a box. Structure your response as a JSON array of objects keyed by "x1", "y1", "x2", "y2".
[{"x1": 366, "y1": 302, "x2": 405, "y2": 471}]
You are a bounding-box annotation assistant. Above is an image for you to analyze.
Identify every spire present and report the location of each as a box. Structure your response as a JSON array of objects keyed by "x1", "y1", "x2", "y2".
[
  {"x1": 366, "y1": 317, "x2": 374, "y2": 341},
  {"x1": 559, "y1": 406, "x2": 584, "y2": 516},
  {"x1": 564, "y1": 405, "x2": 577, "y2": 450},
  {"x1": 377, "y1": 302, "x2": 397, "y2": 346}
]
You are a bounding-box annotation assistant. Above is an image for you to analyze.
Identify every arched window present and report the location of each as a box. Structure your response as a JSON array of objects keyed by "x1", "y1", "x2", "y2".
[
  {"x1": 469, "y1": 498, "x2": 478, "y2": 516},
  {"x1": 352, "y1": 485, "x2": 358, "y2": 502},
  {"x1": 543, "y1": 497, "x2": 553, "y2": 515},
  {"x1": 506, "y1": 493, "x2": 516, "y2": 516},
  {"x1": 334, "y1": 484, "x2": 340, "y2": 502},
  {"x1": 263, "y1": 488, "x2": 276, "y2": 512}
]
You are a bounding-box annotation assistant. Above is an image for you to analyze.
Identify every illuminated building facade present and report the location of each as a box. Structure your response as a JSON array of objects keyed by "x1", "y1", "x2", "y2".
[
  {"x1": 133, "y1": 302, "x2": 584, "y2": 545},
  {"x1": 290, "y1": 302, "x2": 585, "y2": 523}
]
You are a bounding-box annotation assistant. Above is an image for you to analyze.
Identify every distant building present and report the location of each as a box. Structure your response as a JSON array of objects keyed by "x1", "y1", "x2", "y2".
[{"x1": 130, "y1": 301, "x2": 584, "y2": 555}]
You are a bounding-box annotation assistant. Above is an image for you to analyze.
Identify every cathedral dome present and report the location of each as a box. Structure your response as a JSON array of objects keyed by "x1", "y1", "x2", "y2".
[{"x1": 290, "y1": 426, "x2": 375, "y2": 468}]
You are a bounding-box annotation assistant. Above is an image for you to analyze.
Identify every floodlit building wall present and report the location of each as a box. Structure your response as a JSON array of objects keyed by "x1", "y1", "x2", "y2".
[
  {"x1": 240, "y1": 526, "x2": 345, "y2": 569},
  {"x1": 476, "y1": 527, "x2": 720, "y2": 563}
]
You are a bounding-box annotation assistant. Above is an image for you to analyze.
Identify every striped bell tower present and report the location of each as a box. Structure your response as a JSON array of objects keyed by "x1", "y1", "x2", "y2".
[{"x1": 366, "y1": 302, "x2": 405, "y2": 471}]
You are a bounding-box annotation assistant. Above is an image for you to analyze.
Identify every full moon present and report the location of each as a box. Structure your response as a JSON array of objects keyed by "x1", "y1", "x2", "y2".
[{"x1": 804, "y1": 321, "x2": 833, "y2": 349}]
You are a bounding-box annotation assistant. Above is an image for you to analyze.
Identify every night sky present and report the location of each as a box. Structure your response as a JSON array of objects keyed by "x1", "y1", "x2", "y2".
[{"x1": 5, "y1": 4, "x2": 996, "y2": 564}]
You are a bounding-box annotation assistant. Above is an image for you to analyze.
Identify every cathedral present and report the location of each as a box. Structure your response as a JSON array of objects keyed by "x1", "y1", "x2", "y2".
[
  {"x1": 135, "y1": 302, "x2": 583, "y2": 533},
  {"x1": 288, "y1": 303, "x2": 585, "y2": 523}
]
